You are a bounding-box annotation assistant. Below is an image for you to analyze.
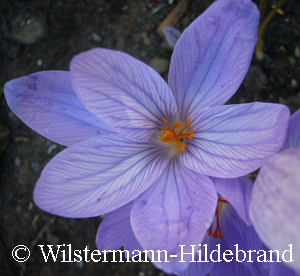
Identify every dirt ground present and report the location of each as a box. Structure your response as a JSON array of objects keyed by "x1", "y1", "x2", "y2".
[{"x1": 0, "y1": 0, "x2": 299, "y2": 275}]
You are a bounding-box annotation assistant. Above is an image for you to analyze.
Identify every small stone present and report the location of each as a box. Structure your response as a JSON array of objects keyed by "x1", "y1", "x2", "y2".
[
  {"x1": 91, "y1": 33, "x2": 101, "y2": 42},
  {"x1": 15, "y1": 136, "x2": 30, "y2": 142},
  {"x1": 37, "y1": 58, "x2": 43, "y2": 66},
  {"x1": 288, "y1": 56, "x2": 296, "y2": 66},
  {"x1": 12, "y1": 12, "x2": 48, "y2": 44},
  {"x1": 47, "y1": 143, "x2": 57, "y2": 155},
  {"x1": 31, "y1": 161, "x2": 41, "y2": 173},
  {"x1": 295, "y1": 46, "x2": 300, "y2": 58},
  {"x1": 15, "y1": 157, "x2": 21, "y2": 167},
  {"x1": 291, "y1": 79, "x2": 298, "y2": 88},
  {"x1": 28, "y1": 202, "x2": 34, "y2": 210},
  {"x1": 256, "y1": 50, "x2": 264, "y2": 60},
  {"x1": 149, "y1": 58, "x2": 169, "y2": 75},
  {"x1": 279, "y1": 46, "x2": 287, "y2": 52},
  {"x1": 152, "y1": 5, "x2": 163, "y2": 14}
]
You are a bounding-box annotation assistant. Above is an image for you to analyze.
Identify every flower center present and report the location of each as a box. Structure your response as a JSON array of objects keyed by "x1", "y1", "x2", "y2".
[
  {"x1": 207, "y1": 197, "x2": 229, "y2": 240},
  {"x1": 159, "y1": 119, "x2": 194, "y2": 153}
]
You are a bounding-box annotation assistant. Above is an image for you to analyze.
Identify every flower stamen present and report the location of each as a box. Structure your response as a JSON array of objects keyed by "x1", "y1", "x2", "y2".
[
  {"x1": 159, "y1": 119, "x2": 194, "y2": 153},
  {"x1": 207, "y1": 197, "x2": 229, "y2": 240}
]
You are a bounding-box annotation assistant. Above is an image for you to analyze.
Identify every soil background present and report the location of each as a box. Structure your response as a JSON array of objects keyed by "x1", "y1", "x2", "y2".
[{"x1": 0, "y1": 0, "x2": 299, "y2": 275}]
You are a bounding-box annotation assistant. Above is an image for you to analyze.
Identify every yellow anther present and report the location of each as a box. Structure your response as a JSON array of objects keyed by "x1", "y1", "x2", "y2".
[{"x1": 159, "y1": 119, "x2": 194, "y2": 152}]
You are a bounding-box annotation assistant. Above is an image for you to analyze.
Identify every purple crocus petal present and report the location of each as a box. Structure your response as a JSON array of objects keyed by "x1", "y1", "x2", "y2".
[
  {"x1": 96, "y1": 202, "x2": 143, "y2": 258},
  {"x1": 131, "y1": 158, "x2": 217, "y2": 274},
  {"x1": 70, "y1": 48, "x2": 178, "y2": 142},
  {"x1": 282, "y1": 108, "x2": 300, "y2": 150},
  {"x1": 212, "y1": 177, "x2": 253, "y2": 225},
  {"x1": 270, "y1": 262, "x2": 300, "y2": 276},
  {"x1": 4, "y1": 71, "x2": 114, "y2": 146},
  {"x1": 178, "y1": 235, "x2": 219, "y2": 276},
  {"x1": 209, "y1": 240, "x2": 252, "y2": 276},
  {"x1": 250, "y1": 148, "x2": 300, "y2": 272},
  {"x1": 220, "y1": 204, "x2": 262, "y2": 257},
  {"x1": 168, "y1": 0, "x2": 259, "y2": 120},
  {"x1": 181, "y1": 102, "x2": 290, "y2": 178},
  {"x1": 163, "y1": 26, "x2": 182, "y2": 47},
  {"x1": 34, "y1": 134, "x2": 171, "y2": 218}
]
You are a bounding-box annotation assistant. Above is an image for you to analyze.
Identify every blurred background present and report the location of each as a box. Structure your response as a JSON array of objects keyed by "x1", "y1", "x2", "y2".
[{"x1": 0, "y1": 0, "x2": 299, "y2": 275}]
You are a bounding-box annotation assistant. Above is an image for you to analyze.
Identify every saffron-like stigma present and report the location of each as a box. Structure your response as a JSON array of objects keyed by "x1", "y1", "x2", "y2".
[
  {"x1": 207, "y1": 197, "x2": 229, "y2": 240},
  {"x1": 159, "y1": 119, "x2": 194, "y2": 153}
]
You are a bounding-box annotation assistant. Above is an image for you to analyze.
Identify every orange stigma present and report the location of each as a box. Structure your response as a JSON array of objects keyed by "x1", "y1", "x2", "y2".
[
  {"x1": 159, "y1": 119, "x2": 194, "y2": 153},
  {"x1": 207, "y1": 197, "x2": 229, "y2": 240}
]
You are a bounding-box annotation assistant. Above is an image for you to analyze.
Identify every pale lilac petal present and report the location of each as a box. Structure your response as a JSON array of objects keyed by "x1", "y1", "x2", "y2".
[
  {"x1": 163, "y1": 27, "x2": 182, "y2": 47},
  {"x1": 168, "y1": 0, "x2": 259, "y2": 120},
  {"x1": 34, "y1": 135, "x2": 171, "y2": 218},
  {"x1": 270, "y1": 262, "x2": 300, "y2": 276},
  {"x1": 70, "y1": 48, "x2": 178, "y2": 142},
  {"x1": 131, "y1": 158, "x2": 217, "y2": 274},
  {"x1": 283, "y1": 108, "x2": 300, "y2": 150},
  {"x1": 96, "y1": 202, "x2": 143, "y2": 258},
  {"x1": 4, "y1": 71, "x2": 114, "y2": 146},
  {"x1": 181, "y1": 102, "x2": 290, "y2": 178},
  {"x1": 212, "y1": 177, "x2": 253, "y2": 225},
  {"x1": 250, "y1": 148, "x2": 300, "y2": 271},
  {"x1": 220, "y1": 204, "x2": 262, "y2": 256}
]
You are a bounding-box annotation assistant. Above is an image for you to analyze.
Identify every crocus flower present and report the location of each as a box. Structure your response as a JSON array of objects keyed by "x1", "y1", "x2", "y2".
[
  {"x1": 250, "y1": 109, "x2": 300, "y2": 274},
  {"x1": 4, "y1": 0, "x2": 290, "y2": 273}
]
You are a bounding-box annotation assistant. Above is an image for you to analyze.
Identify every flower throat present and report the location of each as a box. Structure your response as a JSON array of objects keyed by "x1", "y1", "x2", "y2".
[
  {"x1": 159, "y1": 119, "x2": 194, "y2": 153},
  {"x1": 207, "y1": 197, "x2": 229, "y2": 240}
]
